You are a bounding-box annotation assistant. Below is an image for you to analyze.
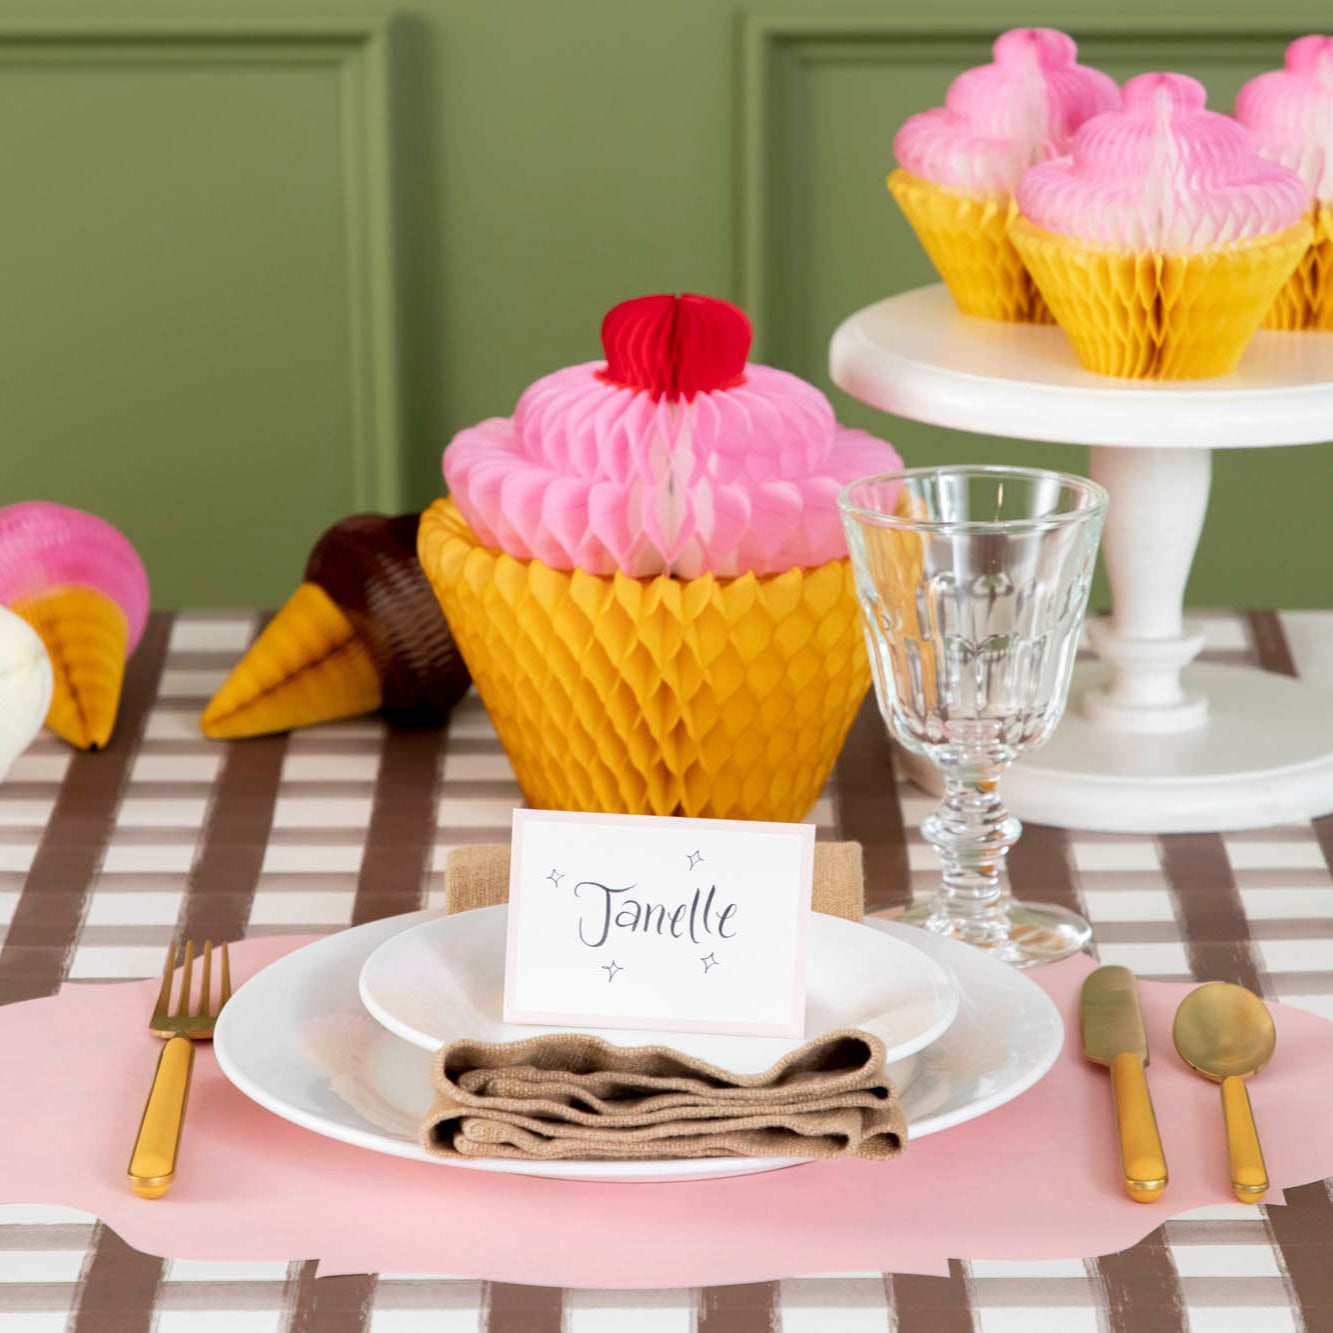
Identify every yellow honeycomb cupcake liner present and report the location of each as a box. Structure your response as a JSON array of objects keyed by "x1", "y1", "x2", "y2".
[
  {"x1": 1009, "y1": 217, "x2": 1312, "y2": 379},
  {"x1": 1264, "y1": 203, "x2": 1333, "y2": 331},
  {"x1": 417, "y1": 499, "x2": 870, "y2": 822},
  {"x1": 888, "y1": 168, "x2": 1052, "y2": 323}
]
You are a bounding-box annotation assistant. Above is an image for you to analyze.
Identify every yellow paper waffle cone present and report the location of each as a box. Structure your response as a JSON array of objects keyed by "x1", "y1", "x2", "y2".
[
  {"x1": 11, "y1": 586, "x2": 128, "y2": 750},
  {"x1": 1010, "y1": 217, "x2": 1312, "y2": 379},
  {"x1": 1264, "y1": 203, "x2": 1333, "y2": 330},
  {"x1": 201, "y1": 581, "x2": 382, "y2": 739},
  {"x1": 888, "y1": 169, "x2": 1052, "y2": 323},
  {"x1": 418, "y1": 499, "x2": 870, "y2": 821}
]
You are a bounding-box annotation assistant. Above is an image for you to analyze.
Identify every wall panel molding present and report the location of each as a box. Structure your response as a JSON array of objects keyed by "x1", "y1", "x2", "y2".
[{"x1": 0, "y1": 20, "x2": 403, "y2": 512}]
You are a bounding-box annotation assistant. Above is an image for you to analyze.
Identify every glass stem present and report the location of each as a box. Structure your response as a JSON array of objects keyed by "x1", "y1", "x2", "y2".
[{"x1": 920, "y1": 765, "x2": 1022, "y2": 946}]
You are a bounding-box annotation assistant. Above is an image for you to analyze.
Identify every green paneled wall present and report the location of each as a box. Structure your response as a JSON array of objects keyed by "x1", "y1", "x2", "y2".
[{"x1": 0, "y1": 2, "x2": 1330, "y2": 607}]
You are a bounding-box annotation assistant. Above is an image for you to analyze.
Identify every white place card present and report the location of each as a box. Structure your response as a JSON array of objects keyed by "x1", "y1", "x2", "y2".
[{"x1": 503, "y1": 809, "x2": 815, "y2": 1037}]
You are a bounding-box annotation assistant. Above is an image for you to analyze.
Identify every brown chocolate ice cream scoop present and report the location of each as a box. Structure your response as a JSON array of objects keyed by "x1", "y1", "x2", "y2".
[{"x1": 305, "y1": 512, "x2": 469, "y2": 723}]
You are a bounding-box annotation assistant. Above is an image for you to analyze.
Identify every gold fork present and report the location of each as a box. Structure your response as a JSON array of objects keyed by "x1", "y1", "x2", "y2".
[{"x1": 128, "y1": 939, "x2": 231, "y2": 1199}]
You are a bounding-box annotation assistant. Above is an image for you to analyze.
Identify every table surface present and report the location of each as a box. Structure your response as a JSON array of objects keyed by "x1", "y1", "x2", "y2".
[{"x1": 2, "y1": 608, "x2": 1332, "y2": 1333}]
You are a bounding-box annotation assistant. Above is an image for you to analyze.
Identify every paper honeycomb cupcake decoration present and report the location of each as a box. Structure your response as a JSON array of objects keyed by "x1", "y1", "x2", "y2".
[{"x1": 419, "y1": 292, "x2": 904, "y2": 821}]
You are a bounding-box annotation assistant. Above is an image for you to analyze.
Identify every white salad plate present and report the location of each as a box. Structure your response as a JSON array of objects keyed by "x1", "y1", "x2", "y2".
[
  {"x1": 214, "y1": 912, "x2": 1064, "y2": 1183},
  {"x1": 358, "y1": 906, "x2": 960, "y2": 1074}
]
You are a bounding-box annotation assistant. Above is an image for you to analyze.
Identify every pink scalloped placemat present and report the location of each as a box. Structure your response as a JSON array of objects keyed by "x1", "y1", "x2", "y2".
[{"x1": 4, "y1": 935, "x2": 1333, "y2": 1288}]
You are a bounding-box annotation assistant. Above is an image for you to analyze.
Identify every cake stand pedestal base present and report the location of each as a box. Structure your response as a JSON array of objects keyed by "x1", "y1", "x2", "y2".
[{"x1": 902, "y1": 661, "x2": 1333, "y2": 833}]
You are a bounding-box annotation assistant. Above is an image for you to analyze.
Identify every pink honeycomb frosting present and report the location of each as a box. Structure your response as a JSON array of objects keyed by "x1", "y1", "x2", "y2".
[
  {"x1": 443, "y1": 294, "x2": 903, "y2": 579},
  {"x1": 0, "y1": 502, "x2": 149, "y2": 652},
  {"x1": 1237, "y1": 36, "x2": 1333, "y2": 201},
  {"x1": 893, "y1": 29, "x2": 1120, "y2": 197},
  {"x1": 1016, "y1": 73, "x2": 1310, "y2": 251}
]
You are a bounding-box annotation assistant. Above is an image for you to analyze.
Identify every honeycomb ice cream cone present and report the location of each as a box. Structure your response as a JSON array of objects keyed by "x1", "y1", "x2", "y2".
[
  {"x1": 11, "y1": 587, "x2": 128, "y2": 751},
  {"x1": 1014, "y1": 74, "x2": 1312, "y2": 379},
  {"x1": 202, "y1": 512, "x2": 469, "y2": 740},
  {"x1": 419, "y1": 500, "x2": 869, "y2": 820},
  {"x1": 1237, "y1": 39, "x2": 1333, "y2": 330},
  {"x1": 431, "y1": 292, "x2": 904, "y2": 821},
  {"x1": 0, "y1": 502, "x2": 149, "y2": 751},
  {"x1": 201, "y1": 582, "x2": 382, "y2": 739},
  {"x1": 889, "y1": 29, "x2": 1118, "y2": 322}
]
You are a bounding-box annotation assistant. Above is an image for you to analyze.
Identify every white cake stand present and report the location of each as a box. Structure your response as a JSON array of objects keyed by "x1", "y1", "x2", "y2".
[{"x1": 829, "y1": 285, "x2": 1333, "y2": 834}]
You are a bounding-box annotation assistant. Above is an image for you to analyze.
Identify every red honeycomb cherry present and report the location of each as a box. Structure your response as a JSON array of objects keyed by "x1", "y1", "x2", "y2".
[{"x1": 598, "y1": 293, "x2": 751, "y2": 401}]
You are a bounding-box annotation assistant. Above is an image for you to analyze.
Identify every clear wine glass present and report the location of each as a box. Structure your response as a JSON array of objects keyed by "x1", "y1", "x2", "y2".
[{"x1": 839, "y1": 465, "x2": 1107, "y2": 967}]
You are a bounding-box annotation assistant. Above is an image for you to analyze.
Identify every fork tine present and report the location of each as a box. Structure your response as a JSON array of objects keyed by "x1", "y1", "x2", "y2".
[
  {"x1": 175, "y1": 940, "x2": 195, "y2": 1018},
  {"x1": 195, "y1": 941, "x2": 212, "y2": 1017},
  {"x1": 219, "y1": 942, "x2": 232, "y2": 1008},
  {"x1": 153, "y1": 939, "x2": 177, "y2": 1019}
]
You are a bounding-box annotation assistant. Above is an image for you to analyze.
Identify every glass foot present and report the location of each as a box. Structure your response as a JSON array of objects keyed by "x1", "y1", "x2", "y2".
[{"x1": 900, "y1": 897, "x2": 1092, "y2": 968}]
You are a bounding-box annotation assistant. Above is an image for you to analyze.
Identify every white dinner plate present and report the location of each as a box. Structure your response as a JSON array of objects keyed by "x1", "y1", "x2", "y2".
[
  {"x1": 214, "y1": 913, "x2": 1064, "y2": 1183},
  {"x1": 358, "y1": 906, "x2": 960, "y2": 1074}
]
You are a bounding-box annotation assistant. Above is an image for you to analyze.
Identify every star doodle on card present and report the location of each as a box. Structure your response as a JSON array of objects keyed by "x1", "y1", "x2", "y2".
[
  {"x1": 601, "y1": 960, "x2": 623, "y2": 983},
  {"x1": 700, "y1": 952, "x2": 719, "y2": 974},
  {"x1": 687, "y1": 850, "x2": 703, "y2": 869},
  {"x1": 546, "y1": 868, "x2": 564, "y2": 887}
]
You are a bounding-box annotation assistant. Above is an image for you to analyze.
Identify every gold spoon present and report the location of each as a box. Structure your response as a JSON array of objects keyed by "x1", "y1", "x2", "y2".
[{"x1": 1172, "y1": 982, "x2": 1276, "y2": 1203}]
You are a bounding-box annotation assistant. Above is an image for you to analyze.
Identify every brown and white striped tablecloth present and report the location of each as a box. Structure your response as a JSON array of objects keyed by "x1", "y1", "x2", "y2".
[{"x1": 2, "y1": 608, "x2": 1332, "y2": 1333}]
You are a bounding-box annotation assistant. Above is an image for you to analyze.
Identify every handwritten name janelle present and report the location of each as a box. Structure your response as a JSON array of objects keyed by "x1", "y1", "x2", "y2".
[{"x1": 575, "y1": 882, "x2": 738, "y2": 949}]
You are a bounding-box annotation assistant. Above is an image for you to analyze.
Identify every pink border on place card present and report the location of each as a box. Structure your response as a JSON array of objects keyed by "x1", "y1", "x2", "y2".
[{"x1": 503, "y1": 809, "x2": 815, "y2": 1038}]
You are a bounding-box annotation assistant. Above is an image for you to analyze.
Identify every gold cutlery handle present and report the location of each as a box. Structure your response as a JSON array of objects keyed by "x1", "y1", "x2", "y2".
[
  {"x1": 1221, "y1": 1075, "x2": 1268, "y2": 1203},
  {"x1": 128, "y1": 1036, "x2": 195, "y2": 1199},
  {"x1": 1110, "y1": 1050, "x2": 1168, "y2": 1203}
]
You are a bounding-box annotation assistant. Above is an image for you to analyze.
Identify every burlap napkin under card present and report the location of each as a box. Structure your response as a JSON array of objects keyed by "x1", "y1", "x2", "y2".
[
  {"x1": 419, "y1": 1028, "x2": 905, "y2": 1161},
  {"x1": 420, "y1": 838, "x2": 905, "y2": 1162}
]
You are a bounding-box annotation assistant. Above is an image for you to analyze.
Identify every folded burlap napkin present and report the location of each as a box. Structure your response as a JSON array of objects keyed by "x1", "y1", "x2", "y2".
[
  {"x1": 419, "y1": 1028, "x2": 905, "y2": 1161},
  {"x1": 419, "y1": 838, "x2": 906, "y2": 1162}
]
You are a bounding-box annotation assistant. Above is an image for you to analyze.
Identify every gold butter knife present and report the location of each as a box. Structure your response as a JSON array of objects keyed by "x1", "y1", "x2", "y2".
[{"x1": 1080, "y1": 965, "x2": 1168, "y2": 1203}]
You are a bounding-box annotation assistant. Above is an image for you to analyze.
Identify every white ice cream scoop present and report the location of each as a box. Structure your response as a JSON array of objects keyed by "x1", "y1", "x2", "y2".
[{"x1": 0, "y1": 605, "x2": 54, "y2": 782}]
